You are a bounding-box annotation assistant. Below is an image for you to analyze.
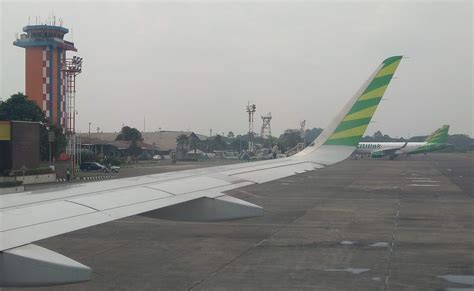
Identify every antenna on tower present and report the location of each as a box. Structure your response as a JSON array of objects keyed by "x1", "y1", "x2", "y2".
[{"x1": 246, "y1": 102, "x2": 257, "y2": 152}]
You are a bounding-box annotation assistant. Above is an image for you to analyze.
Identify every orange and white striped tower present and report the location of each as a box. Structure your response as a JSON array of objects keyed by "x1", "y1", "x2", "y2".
[{"x1": 14, "y1": 24, "x2": 78, "y2": 128}]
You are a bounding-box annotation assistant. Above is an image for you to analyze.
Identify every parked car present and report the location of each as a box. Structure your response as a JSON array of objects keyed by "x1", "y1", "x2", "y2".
[{"x1": 80, "y1": 162, "x2": 108, "y2": 172}]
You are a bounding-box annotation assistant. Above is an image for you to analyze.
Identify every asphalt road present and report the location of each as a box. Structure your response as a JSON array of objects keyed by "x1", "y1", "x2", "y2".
[{"x1": 10, "y1": 153, "x2": 474, "y2": 290}]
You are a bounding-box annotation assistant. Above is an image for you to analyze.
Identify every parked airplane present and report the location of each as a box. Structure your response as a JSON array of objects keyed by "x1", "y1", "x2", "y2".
[
  {"x1": 0, "y1": 56, "x2": 403, "y2": 287},
  {"x1": 356, "y1": 125, "x2": 450, "y2": 159}
]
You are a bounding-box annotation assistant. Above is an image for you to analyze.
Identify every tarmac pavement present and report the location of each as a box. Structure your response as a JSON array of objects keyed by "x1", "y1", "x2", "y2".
[{"x1": 9, "y1": 153, "x2": 474, "y2": 290}]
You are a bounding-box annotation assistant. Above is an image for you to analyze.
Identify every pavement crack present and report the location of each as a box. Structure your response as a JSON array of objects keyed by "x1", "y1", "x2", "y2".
[
  {"x1": 187, "y1": 212, "x2": 305, "y2": 290},
  {"x1": 384, "y1": 195, "x2": 401, "y2": 291}
]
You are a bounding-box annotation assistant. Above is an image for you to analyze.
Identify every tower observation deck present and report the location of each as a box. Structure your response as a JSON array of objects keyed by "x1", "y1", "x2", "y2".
[{"x1": 14, "y1": 24, "x2": 79, "y2": 129}]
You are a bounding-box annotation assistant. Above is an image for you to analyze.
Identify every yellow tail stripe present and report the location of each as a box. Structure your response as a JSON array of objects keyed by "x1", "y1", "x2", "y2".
[
  {"x1": 328, "y1": 124, "x2": 369, "y2": 140},
  {"x1": 343, "y1": 105, "x2": 378, "y2": 121},
  {"x1": 376, "y1": 60, "x2": 401, "y2": 78},
  {"x1": 358, "y1": 85, "x2": 389, "y2": 101}
]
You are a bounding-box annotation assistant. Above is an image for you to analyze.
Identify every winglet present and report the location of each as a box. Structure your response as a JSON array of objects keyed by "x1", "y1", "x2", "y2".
[
  {"x1": 295, "y1": 56, "x2": 403, "y2": 163},
  {"x1": 322, "y1": 56, "x2": 403, "y2": 147}
]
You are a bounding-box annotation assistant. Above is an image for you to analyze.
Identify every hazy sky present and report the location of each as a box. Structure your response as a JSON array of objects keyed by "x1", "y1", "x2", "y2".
[{"x1": 1, "y1": 0, "x2": 472, "y2": 137}]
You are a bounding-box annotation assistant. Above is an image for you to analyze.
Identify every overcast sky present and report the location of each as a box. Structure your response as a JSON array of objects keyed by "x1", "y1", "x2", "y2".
[{"x1": 1, "y1": 0, "x2": 472, "y2": 137}]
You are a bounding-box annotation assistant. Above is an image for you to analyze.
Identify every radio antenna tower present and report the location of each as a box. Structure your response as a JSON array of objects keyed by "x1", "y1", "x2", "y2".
[
  {"x1": 246, "y1": 103, "x2": 256, "y2": 151},
  {"x1": 260, "y1": 112, "x2": 272, "y2": 138},
  {"x1": 62, "y1": 56, "x2": 82, "y2": 176},
  {"x1": 63, "y1": 56, "x2": 83, "y2": 135},
  {"x1": 300, "y1": 120, "x2": 306, "y2": 146}
]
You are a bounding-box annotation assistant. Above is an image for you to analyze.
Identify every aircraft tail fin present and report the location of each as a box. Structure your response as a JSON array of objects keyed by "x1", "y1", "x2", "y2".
[{"x1": 424, "y1": 125, "x2": 450, "y2": 144}]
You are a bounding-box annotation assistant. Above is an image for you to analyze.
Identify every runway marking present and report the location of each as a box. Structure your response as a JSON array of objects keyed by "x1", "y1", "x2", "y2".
[
  {"x1": 407, "y1": 180, "x2": 439, "y2": 183},
  {"x1": 406, "y1": 184, "x2": 440, "y2": 187},
  {"x1": 437, "y1": 275, "x2": 474, "y2": 285},
  {"x1": 370, "y1": 242, "x2": 390, "y2": 247},
  {"x1": 340, "y1": 240, "x2": 358, "y2": 245},
  {"x1": 325, "y1": 268, "x2": 370, "y2": 274}
]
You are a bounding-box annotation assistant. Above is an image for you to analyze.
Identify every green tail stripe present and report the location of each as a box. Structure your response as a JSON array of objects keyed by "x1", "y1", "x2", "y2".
[
  {"x1": 425, "y1": 125, "x2": 449, "y2": 144},
  {"x1": 334, "y1": 117, "x2": 372, "y2": 133},
  {"x1": 323, "y1": 56, "x2": 402, "y2": 147},
  {"x1": 382, "y1": 56, "x2": 403, "y2": 66},
  {"x1": 324, "y1": 136, "x2": 362, "y2": 146},
  {"x1": 347, "y1": 97, "x2": 382, "y2": 115},
  {"x1": 362, "y1": 74, "x2": 393, "y2": 94}
]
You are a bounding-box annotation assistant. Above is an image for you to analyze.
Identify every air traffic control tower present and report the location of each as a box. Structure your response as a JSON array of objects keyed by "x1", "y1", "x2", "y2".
[{"x1": 14, "y1": 24, "x2": 80, "y2": 130}]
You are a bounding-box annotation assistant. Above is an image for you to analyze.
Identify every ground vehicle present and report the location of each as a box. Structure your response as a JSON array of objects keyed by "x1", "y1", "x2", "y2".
[{"x1": 80, "y1": 162, "x2": 108, "y2": 172}]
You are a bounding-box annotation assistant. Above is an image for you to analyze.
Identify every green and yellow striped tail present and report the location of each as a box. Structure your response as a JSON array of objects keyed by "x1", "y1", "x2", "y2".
[
  {"x1": 425, "y1": 125, "x2": 450, "y2": 144},
  {"x1": 324, "y1": 56, "x2": 402, "y2": 146}
]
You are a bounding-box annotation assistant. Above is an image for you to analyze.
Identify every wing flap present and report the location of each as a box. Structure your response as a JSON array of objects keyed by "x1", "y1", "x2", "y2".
[{"x1": 141, "y1": 194, "x2": 263, "y2": 222}]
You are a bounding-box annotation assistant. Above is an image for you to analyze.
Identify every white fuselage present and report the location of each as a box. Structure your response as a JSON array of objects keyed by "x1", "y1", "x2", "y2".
[{"x1": 356, "y1": 142, "x2": 426, "y2": 154}]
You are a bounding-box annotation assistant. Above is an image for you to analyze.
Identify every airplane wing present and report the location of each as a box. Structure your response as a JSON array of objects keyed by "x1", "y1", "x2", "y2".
[{"x1": 0, "y1": 56, "x2": 403, "y2": 287}]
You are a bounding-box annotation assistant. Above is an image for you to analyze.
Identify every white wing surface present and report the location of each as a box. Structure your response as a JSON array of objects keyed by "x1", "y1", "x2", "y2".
[{"x1": 0, "y1": 56, "x2": 402, "y2": 287}]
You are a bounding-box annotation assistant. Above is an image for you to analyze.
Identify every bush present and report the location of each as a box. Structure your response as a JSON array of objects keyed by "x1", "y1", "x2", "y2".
[
  {"x1": 0, "y1": 181, "x2": 23, "y2": 188},
  {"x1": 5, "y1": 167, "x2": 53, "y2": 177}
]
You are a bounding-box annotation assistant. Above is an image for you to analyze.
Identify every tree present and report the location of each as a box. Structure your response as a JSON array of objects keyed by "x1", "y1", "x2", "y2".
[
  {"x1": 116, "y1": 126, "x2": 143, "y2": 141},
  {"x1": 128, "y1": 139, "x2": 142, "y2": 157},
  {"x1": 278, "y1": 129, "x2": 303, "y2": 152},
  {"x1": 211, "y1": 134, "x2": 227, "y2": 151},
  {"x1": 189, "y1": 136, "x2": 200, "y2": 154},
  {"x1": 305, "y1": 128, "x2": 323, "y2": 145},
  {"x1": 0, "y1": 93, "x2": 67, "y2": 160},
  {"x1": 447, "y1": 134, "x2": 474, "y2": 152},
  {"x1": 39, "y1": 124, "x2": 68, "y2": 160},
  {"x1": 176, "y1": 134, "x2": 189, "y2": 151},
  {"x1": 0, "y1": 93, "x2": 46, "y2": 122},
  {"x1": 227, "y1": 131, "x2": 235, "y2": 138}
]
